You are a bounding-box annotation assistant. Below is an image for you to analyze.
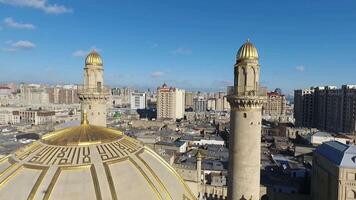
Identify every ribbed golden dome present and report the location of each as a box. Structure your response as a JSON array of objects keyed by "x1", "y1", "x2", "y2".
[
  {"x1": 85, "y1": 50, "x2": 103, "y2": 66},
  {"x1": 236, "y1": 39, "x2": 259, "y2": 61},
  {"x1": 0, "y1": 122, "x2": 197, "y2": 200}
]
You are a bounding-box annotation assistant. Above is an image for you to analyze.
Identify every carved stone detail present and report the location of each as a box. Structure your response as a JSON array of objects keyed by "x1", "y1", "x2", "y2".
[{"x1": 227, "y1": 95, "x2": 265, "y2": 110}]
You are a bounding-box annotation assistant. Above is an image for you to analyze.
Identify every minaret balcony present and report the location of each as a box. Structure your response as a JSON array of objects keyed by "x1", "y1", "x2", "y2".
[{"x1": 77, "y1": 85, "x2": 110, "y2": 97}]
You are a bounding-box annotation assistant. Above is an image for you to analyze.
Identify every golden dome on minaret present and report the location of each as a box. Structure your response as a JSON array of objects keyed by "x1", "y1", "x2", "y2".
[
  {"x1": 85, "y1": 50, "x2": 103, "y2": 66},
  {"x1": 236, "y1": 39, "x2": 259, "y2": 61}
]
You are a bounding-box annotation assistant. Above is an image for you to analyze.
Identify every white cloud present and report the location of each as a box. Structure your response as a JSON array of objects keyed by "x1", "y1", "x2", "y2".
[
  {"x1": 72, "y1": 50, "x2": 87, "y2": 57},
  {"x1": 295, "y1": 65, "x2": 305, "y2": 72},
  {"x1": 4, "y1": 17, "x2": 35, "y2": 29},
  {"x1": 12, "y1": 40, "x2": 36, "y2": 49},
  {"x1": 72, "y1": 46, "x2": 101, "y2": 57},
  {"x1": 0, "y1": 0, "x2": 72, "y2": 14},
  {"x1": 150, "y1": 71, "x2": 165, "y2": 78},
  {"x1": 2, "y1": 40, "x2": 36, "y2": 52},
  {"x1": 171, "y1": 47, "x2": 192, "y2": 55}
]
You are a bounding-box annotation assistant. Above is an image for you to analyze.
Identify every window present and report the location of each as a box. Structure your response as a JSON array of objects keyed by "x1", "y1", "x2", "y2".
[{"x1": 243, "y1": 113, "x2": 247, "y2": 118}]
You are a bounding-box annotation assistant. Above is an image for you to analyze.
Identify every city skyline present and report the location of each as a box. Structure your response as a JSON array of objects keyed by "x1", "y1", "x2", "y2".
[{"x1": 1, "y1": 0, "x2": 356, "y2": 94}]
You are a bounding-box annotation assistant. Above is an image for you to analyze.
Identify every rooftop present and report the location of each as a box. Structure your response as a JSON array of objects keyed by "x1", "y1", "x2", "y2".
[{"x1": 315, "y1": 141, "x2": 356, "y2": 168}]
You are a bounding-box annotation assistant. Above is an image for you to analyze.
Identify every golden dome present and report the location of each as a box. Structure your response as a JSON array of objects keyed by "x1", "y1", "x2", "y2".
[
  {"x1": 85, "y1": 50, "x2": 103, "y2": 66},
  {"x1": 236, "y1": 39, "x2": 259, "y2": 61},
  {"x1": 0, "y1": 123, "x2": 196, "y2": 200}
]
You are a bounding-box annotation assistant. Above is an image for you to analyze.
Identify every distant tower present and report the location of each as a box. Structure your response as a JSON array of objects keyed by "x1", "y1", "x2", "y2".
[
  {"x1": 227, "y1": 40, "x2": 266, "y2": 200},
  {"x1": 78, "y1": 50, "x2": 109, "y2": 126},
  {"x1": 196, "y1": 150, "x2": 202, "y2": 199}
]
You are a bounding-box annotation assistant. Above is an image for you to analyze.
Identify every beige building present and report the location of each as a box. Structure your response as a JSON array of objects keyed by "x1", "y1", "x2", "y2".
[
  {"x1": 156, "y1": 83, "x2": 185, "y2": 120},
  {"x1": 312, "y1": 141, "x2": 356, "y2": 200},
  {"x1": 263, "y1": 91, "x2": 286, "y2": 116},
  {"x1": 294, "y1": 85, "x2": 356, "y2": 133},
  {"x1": 227, "y1": 40, "x2": 266, "y2": 200},
  {"x1": 78, "y1": 51, "x2": 109, "y2": 127}
]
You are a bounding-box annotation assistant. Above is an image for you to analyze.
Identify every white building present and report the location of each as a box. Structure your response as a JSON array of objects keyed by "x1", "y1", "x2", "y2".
[
  {"x1": 193, "y1": 96, "x2": 207, "y2": 112},
  {"x1": 310, "y1": 131, "x2": 351, "y2": 145},
  {"x1": 12, "y1": 109, "x2": 55, "y2": 125},
  {"x1": 0, "y1": 111, "x2": 13, "y2": 125},
  {"x1": 130, "y1": 92, "x2": 146, "y2": 110}
]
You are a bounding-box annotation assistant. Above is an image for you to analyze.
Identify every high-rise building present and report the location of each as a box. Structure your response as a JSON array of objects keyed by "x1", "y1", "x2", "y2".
[
  {"x1": 156, "y1": 83, "x2": 185, "y2": 120},
  {"x1": 263, "y1": 90, "x2": 287, "y2": 116},
  {"x1": 207, "y1": 98, "x2": 216, "y2": 111},
  {"x1": 19, "y1": 83, "x2": 49, "y2": 105},
  {"x1": 227, "y1": 40, "x2": 265, "y2": 200},
  {"x1": 130, "y1": 92, "x2": 146, "y2": 110},
  {"x1": 294, "y1": 85, "x2": 356, "y2": 133},
  {"x1": 48, "y1": 85, "x2": 79, "y2": 104},
  {"x1": 185, "y1": 92, "x2": 194, "y2": 109},
  {"x1": 77, "y1": 50, "x2": 109, "y2": 126},
  {"x1": 193, "y1": 96, "x2": 207, "y2": 112},
  {"x1": 111, "y1": 87, "x2": 134, "y2": 107}
]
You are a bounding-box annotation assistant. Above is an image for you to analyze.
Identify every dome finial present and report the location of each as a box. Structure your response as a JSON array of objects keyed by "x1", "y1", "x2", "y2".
[
  {"x1": 81, "y1": 110, "x2": 89, "y2": 125},
  {"x1": 247, "y1": 38, "x2": 250, "y2": 43}
]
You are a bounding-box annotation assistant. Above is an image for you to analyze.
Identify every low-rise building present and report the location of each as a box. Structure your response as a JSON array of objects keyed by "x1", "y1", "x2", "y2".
[
  {"x1": 312, "y1": 141, "x2": 356, "y2": 200},
  {"x1": 12, "y1": 109, "x2": 55, "y2": 125},
  {"x1": 309, "y1": 131, "x2": 351, "y2": 145}
]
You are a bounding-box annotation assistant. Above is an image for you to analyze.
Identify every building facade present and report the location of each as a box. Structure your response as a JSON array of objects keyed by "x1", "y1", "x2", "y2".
[
  {"x1": 312, "y1": 141, "x2": 356, "y2": 200},
  {"x1": 130, "y1": 92, "x2": 146, "y2": 110},
  {"x1": 185, "y1": 92, "x2": 194, "y2": 109},
  {"x1": 294, "y1": 85, "x2": 356, "y2": 133},
  {"x1": 193, "y1": 96, "x2": 207, "y2": 112},
  {"x1": 19, "y1": 83, "x2": 49, "y2": 105},
  {"x1": 227, "y1": 40, "x2": 266, "y2": 200},
  {"x1": 263, "y1": 91, "x2": 286, "y2": 116},
  {"x1": 12, "y1": 109, "x2": 55, "y2": 125},
  {"x1": 48, "y1": 85, "x2": 79, "y2": 104},
  {"x1": 156, "y1": 83, "x2": 185, "y2": 120}
]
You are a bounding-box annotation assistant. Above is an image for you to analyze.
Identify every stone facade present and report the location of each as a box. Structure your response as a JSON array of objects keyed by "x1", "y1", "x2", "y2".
[{"x1": 312, "y1": 141, "x2": 356, "y2": 200}]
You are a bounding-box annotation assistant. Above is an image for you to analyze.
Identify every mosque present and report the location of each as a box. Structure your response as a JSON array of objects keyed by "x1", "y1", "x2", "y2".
[{"x1": 0, "y1": 40, "x2": 263, "y2": 200}]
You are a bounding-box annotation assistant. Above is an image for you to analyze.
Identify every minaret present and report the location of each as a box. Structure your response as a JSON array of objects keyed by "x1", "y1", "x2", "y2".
[
  {"x1": 78, "y1": 50, "x2": 109, "y2": 126},
  {"x1": 227, "y1": 40, "x2": 266, "y2": 200},
  {"x1": 196, "y1": 150, "x2": 202, "y2": 199}
]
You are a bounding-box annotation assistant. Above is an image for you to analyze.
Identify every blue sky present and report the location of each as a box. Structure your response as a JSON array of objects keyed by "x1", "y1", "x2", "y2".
[{"x1": 0, "y1": 0, "x2": 355, "y2": 94}]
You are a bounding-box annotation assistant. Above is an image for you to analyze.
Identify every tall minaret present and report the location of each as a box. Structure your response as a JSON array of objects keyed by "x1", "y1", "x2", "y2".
[
  {"x1": 227, "y1": 40, "x2": 266, "y2": 200},
  {"x1": 78, "y1": 50, "x2": 108, "y2": 126}
]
